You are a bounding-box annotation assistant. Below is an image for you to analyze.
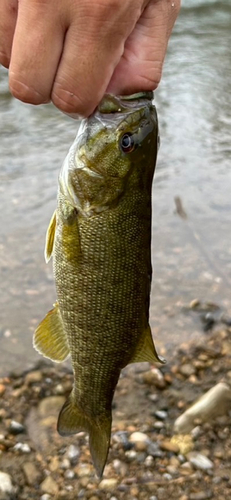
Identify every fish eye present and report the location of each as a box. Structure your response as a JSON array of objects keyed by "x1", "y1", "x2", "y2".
[{"x1": 120, "y1": 133, "x2": 135, "y2": 153}]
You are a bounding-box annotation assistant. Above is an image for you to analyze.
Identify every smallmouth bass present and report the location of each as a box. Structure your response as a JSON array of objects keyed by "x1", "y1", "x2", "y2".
[{"x1": 34, "y1": 92, "x2": 163, "y2": 476}]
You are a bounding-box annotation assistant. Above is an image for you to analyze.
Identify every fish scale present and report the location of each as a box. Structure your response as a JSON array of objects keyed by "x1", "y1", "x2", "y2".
[{"x1": 34, "y1": 92, "x2": 163, "y2": 476}]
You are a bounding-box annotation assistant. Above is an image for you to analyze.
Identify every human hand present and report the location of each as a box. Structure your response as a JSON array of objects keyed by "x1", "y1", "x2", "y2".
[{"x1": 0, "y1": 0, "x2": 180, "y2": 117}]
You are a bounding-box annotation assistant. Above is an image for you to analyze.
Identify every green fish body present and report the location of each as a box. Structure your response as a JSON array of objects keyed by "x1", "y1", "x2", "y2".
[{"x1": 34, "y1": 92, "x2": 163, "y2": 476}]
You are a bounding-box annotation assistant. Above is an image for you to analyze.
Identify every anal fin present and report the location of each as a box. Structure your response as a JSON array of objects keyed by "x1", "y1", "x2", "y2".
[
  {"x1": 33, "y1": 302, "x2": 69, "y2": 362},
  {"x1": 130, "y1": 326, "x2": 165, "y2": 365}
]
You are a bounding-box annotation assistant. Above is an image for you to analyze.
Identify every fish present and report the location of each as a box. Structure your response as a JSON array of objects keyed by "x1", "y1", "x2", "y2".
[{"x1": 34, "y1": 91, "x2": 164, "y2": 477}]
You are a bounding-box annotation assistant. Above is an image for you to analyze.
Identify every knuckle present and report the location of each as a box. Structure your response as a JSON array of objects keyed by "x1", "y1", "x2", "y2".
[
  {"x1": 9, "y1": 74, "x2": 49, "y2": 104},
  {"x1": 51, "y1": 87, "x2": 95, "y2": 117}
]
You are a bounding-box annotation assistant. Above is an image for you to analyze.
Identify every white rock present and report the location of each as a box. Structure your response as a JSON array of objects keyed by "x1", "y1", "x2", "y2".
[
  {"x1": 0, "y1": 472, "x2": 13, "y2": 493},
  {"x1": 40, "y1": 495, "x2": 51, "y2": 500},
  {"x1": 13, "y1": 442, "x2": 31, "y2": 453},
  {"x1": 129, "y1": 431, "x2": 149, "y2": 444},
  {"x1": 188, "y1": 452, "x2": 213, "y2": 470},
  {"x1": 174, "y1": 382, "x2": 231, "y2": 433}
]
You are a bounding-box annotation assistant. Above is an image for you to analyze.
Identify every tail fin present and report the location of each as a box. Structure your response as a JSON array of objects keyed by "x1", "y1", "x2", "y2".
[{"x1": 57, "y1": 393, "x2": 111, "y2": 477}]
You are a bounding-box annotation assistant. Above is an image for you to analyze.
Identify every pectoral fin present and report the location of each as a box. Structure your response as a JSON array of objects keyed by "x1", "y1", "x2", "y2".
[
  {"x1": 58, "y1": 392, "x2": 111, "y2": 477},
  {"x1": 45, "y1": 210, "x2": 56, "y2": 263},
  {"x1": 33, "y1": 302, "x2": 69, "y2": 362},
  {"x1": 130, "y1": 326, "x2": 165, "y2": 364}
]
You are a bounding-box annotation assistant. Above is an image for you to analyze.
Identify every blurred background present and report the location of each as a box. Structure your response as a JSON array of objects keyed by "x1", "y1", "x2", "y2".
[{"x1": 0, "y1": 0, "x2": 231, "y2": 376}]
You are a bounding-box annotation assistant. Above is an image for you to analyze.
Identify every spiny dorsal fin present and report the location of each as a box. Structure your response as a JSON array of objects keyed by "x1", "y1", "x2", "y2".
[
  {"x1": 45, "y1": 210, "x2": 56, "y2": 263},
  {"x1": 33, "y1": 302, "x2": 69, "y2": 362},
  {"x1": 130, "y1": 326, "x2": 165, "y2": 365},
  {"x1": 58, "y1": 392, "x2": 111, "y2": 477}
]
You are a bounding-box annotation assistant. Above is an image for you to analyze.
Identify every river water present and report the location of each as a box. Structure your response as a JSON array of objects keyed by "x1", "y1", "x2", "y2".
[{"x1": 0, "y1": 0, "x2": 231, "y2": 375}]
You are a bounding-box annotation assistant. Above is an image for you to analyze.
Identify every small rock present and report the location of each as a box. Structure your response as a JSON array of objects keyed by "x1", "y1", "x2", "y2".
[
  {"x1": 141, "y1": 368, "x2": 166, "y2": 389},
  {"x1": 40, "y1": 476, "x2": 59, "y2": 495},
  {"x1": 129, "y1": 431, "x2": 149, "y2": 450},
  {"x1": 8, "y1": 420, "x2": 25, "y2": 435},
  {"x1": 147, "y1": 442, "x2": 163, "y2": 458},
  {"x1": 188, "y1": 452, "x2": 213, "y2": 471},
  {"x1": 40, "y1": 495, "x2": 51, "y2": 500},
  {"x1": 160, "y1": 440, "x2": 179, "y2": 453},
  {"x1": 99, "y1": 478, "x2": 118, "y2": 491},
  {"x1": 49, "y1": 456, "x2": 60, "y2": 472},
  {"x1": 149, "y1": 497, "x2": 158, "y2": 500},
  {"x1": 0, "y1": 472, "x2": 13, "y2": 493},
  {"x1": 166, "y1": 465, "x2": 178, "y2": 475},
  {"x1": 174, "y1": 382, "x2": 231, "y2": 433},
  {"x1": 189, "y1": 492, "x2": 212, "y2": 500},
  {"x1": 23, "y1": 462, "x2": 41, "y2": 485},
  {"x1": 75, "y1": 464, "x2": 92, "y2": 477},
  {"x1": 13, "y1": 442, "x2": 31, "y2": 453},
  {"x1": 153, "y1": 421, "x2": 164, "y2": 429},
  {"x1": 125, "y1": 449, "x2": 137, "y2": 461},
  {"x1": 155, "y1": 410, "x2": 167, "y2": 420},
  {"x1": 64, "y1": 470, "x2": 75, "y2": 479},
  {"x1": 25, "y1": 371, "x2": 43, "y2": 385},
  {"x1": 0, "y1": 384, "x2": 6, "y2": 396},
  {"x1": 61, "y1": 458, "x2": 71, "y2": 469},
  {"x1": 171, "y1": 435, "x2": 194, "y2": 455},
  {"x1": 144, "y1": 455, "x2": 154, "y2": 467},
  {"x1": 67, "y1": 444, "x2": 80, "y2": 464},
  {"x1": 179, "y1": 364, "x2": 195, "y2": 377}
]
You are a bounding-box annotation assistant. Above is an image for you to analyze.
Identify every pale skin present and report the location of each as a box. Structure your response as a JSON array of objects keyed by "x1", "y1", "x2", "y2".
[{"x1": 0, "y1": 0, "x2": 181, "y2": 117}]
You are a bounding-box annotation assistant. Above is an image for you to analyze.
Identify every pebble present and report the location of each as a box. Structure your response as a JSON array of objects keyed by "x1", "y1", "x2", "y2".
[
  {"x1": 144, "y1": 455, "x2": 154, "y2": 467},
  {"x1": 75, "y1": 464, "x2": 92, "y2": 477},
  {"x1": 13, "y1": 442, "x2": 31, "y2": 453},
  {"x1": 188, "y1": 452, "x2": 213, "y2": 470},
  {"x1": 23, "y1": 462, "x2": 41, "y2": 485},
  {"x1": 25, "y1": 371, "x2": 43, "y2": 385},
  {"x1": 171, "y1": 434, "x2": 194, "y2": 455},
  {"x1": 160, "y1": 440, "x2": 180, "y2": 453},
  {"x1": 125, "y1": 449, "x2": 137, "y2": 461},
  {"x1": 155, "y1": 410, "x2": 168, "y2": 420},
  {"x1": 64, "y1": 470, "x2": 75, "y2": 479},
  {"x1": 99, "y1": 478, "x2": 118, "y2": 491},
  {"x1": 40, "y1": 495, "x2": 51, "y2": 500},
  {"x1": 179, "y1": 364, "x2": 196, "y2": 377},
  {"x1": 129, "y1": 431, "x2": 149, "y2": 449},
  {"x1": 141, "y1": 368, "x2": 166, "y2": 389},
  {"x1": 0, "y1": 472, "x2": 14, "y2": 493},
  {"x1": 8, "y1": 420, "x2": 25, "y2": 435},
  {"x1": 67, "y1": 444, "x2": 80, "y2": 464},
  {"x1": 189, "y1": 492, "x2": 212, "y2": 500},
  {"x1": 61, "y1": 458, "x2": 71, "y2": 470},
  {"x1": 40, "y1": 476, "x2": 59, "y2": 495},
  {"x1": 0, "y1": 384, "x2": 6, "y2": 396}
]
